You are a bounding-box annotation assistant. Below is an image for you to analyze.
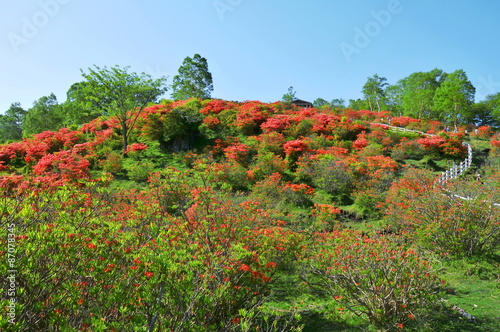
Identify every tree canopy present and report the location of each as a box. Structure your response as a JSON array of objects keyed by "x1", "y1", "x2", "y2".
[
  {"x1": 433, "y1": 69, "x2": 475, "y2": 128},
  {"x1": 362, "y1": 74, "x2": 388, "y2": 112},
  {"x1": 171, "y1": 54, "x2": 213, "y2": 100},
  {"x1": 23, "y1": 93, "x2": 63, "y2": 137},
  {"x1": 282, "y1": 86, "x2": 297, "y2": 104},
  {"x1": 0, "y1": 102, "x2": 26, "y2": 143},
  {"x1": 79, "y1": 65, "x2": 168, "y2": 153}
]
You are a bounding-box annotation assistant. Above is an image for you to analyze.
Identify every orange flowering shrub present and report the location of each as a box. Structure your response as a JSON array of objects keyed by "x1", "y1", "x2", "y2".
[{"x1": 301, "y1": 230, "x2": 442, "y2": 330}]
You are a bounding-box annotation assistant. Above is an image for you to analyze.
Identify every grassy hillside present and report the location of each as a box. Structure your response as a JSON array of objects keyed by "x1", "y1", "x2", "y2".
[{"x1": 1, "y1": 99, "x2": 499, "y2": 331}]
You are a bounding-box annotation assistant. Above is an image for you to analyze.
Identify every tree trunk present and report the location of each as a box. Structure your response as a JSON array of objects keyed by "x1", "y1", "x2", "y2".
[{"x1": 122, "y1": 120, "x2": 128, "y2": 156}]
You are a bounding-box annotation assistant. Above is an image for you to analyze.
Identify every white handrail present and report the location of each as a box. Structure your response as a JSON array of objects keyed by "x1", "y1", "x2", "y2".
[{"x1": 368, "y1": 122, "x2": 499, "y2": 206}]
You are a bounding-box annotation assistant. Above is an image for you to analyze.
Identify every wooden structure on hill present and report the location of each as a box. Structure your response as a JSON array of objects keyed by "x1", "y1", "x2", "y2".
[{"x1": 292, "y1": 99, "x2": 313, "y2": 108}]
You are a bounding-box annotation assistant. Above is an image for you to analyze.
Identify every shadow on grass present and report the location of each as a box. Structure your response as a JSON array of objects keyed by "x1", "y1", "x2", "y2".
[
  {"x1": 427, "y1": 306, "x2": 499, "y2": 332},
  {"x1": 300, "y1": 311, "x2": 367, "y2": 332}
]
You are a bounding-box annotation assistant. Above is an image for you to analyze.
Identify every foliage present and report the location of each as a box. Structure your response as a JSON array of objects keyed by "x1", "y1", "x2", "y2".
[
  {"x1": 171, "y1": 54, "x2": 213, "y2": 100},
  {"x1": 362, "y1": 74, "x2": 388, "y2": 112},
  {"x1": 0, "y1": 103, "x2": 26, "y2": 143},
  {"x1": 1, "y1": 95, "x2": 499, "y2": 330},
  {"x1": 80, "y1": 65, "x2": 168, "y2": 153},
  {"x1": 433, "y1": 69, "x2": 475, "y2": 128},
  {"x1": 0, "y1": 167, "x2": 303, "y2": 331},
  {"x1": 300, "y1": 230, "x2": 443, "y2": 331},
  {"x1": 282, "y1": 87, "x2": 297, "y2": 105},
  {"x1": 398, "y1": 69, "x2": 446, "y2": 120},
  {"x1": 23, "y1": 93, "x2": 63, "y2": 137},
  {"x1": 384, "y1": 168, "x2": 500, "y2": 257}
]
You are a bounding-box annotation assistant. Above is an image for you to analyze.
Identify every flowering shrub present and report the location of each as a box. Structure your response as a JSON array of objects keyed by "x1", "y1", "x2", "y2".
[
  {"x1": 352, "y1": 132, "x2": 369, "y2": 150},
  {"x1": 249, "y1": 152, "x2": 289, "y2": 181},
  {"x1": 417, "y1": 135, "x2": 466, "y2": 157},
  {"x1": 0, "y1": 167, "x2": 303, "y2": 331},
  {"x1": 260, "y1": 114, "x2": 292, "y2": 133},
  {"x1": 282, "y1": 182, "x2": 315, "y2": 207},
  {"x1": 384, "y1": 168, "x2": 500, "y2": 257},
  {"x1": 490, "y1": 133, "x2": 500, "y2": 153},
  {"x1": 223, "y1": 143, "x2": 251, "y2": 166},
  {"x1": 200, "y1": 99, "x2": 238, "y2": 115},
  {"x1": 391, "y1": 116, "x2": 420, "y2": 127},
  {"x1": 473, "y1": 125, "x2": 493, "y2": 138},
  {"x1": 33, "y1": 150, "x2": 91, "y2": 181},
  {"x1": 283, "y1": 139, "x2": 308, "y2": 156},
  {"x1": 310, "y1": 203, "x2": 341, "y2": 231},
  {"x1": 234, "y1": 101, "x2": 277, "y2": 135},
  {"x1": 301, "y1": 230, "x2": 443, "y2": 330},
  {"x1": 126, "y1": 143, "x2": 148, "y2": 153}
]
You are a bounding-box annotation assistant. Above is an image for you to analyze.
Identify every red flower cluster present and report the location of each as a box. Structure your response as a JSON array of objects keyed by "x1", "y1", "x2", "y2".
[{"x1": 283, "y1": 139, "x2": 308, "y2": 156}]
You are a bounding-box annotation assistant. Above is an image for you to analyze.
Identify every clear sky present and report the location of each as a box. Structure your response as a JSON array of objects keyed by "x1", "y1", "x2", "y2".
[{"x1": 1, "y1": 0, "x2": 500, "y2": 113}]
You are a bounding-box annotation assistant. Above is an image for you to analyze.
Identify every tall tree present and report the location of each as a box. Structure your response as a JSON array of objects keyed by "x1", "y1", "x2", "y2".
[
  {"x1": 433, "y1": 69, "x2": 475, "y2": 128},
  {"x1": 330, "y1": 98, "x2": 346, "y2": 109},
  {"x1": 281, "y1": 86, "x2": 297, "y2": 105},
  {"x1": 471, "y1": 101, "x2": 496, "y2": 128},
  {"x1": 171, "y1": 54, "x2": 213, "y2": 100},
  {"x1": 23, "y1": 93, "x2": 63, "y2": 137},
  {"x1": 362, "y1": 74, "x2": 388, "y2": 111},
  {"x1": 384, "y1": 84, "x2": 404, "y2": 116},
  {"x1": 313, "y1": 98, "x2": 329, "y2": 109},
  {"x1": 399, "y1": 69, "x2": 446, "y2": 120},
  {"x1": 348, "y1": 98, "x2": 370, "y2": 110},
  {"x1": 0, "y1": 102, "x2": 27, "y2": 142},
  {"x1": 476, "y1": 92, "x2": 500, "y2": 128},
  {"x1": 80, "y1": 65, "x2": 168, "y2": 153},
  {"x1": 60, "y1": 82, "x2": 105, "y2": 127}
]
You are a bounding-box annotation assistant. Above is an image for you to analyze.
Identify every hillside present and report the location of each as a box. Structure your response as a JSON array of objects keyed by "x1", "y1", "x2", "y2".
[{"x1": 1, "y1": 99, "x2": 499, "y2": 331}]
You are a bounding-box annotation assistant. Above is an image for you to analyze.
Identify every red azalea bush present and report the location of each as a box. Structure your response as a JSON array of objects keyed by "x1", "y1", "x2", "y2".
[
  {"x1": 490, "y1": 133, "x2": 500, "y2": 152},
  {"x1": 0, "y1": 167, "x2": 303, "y2": 331},
  {"x1": 416, "y1": 135, "x2": 466, "y2": 157},
  {"x1": 283, "y1": 139, "x2": 308, "y2": 156},
  {"x1": 33, "y1": 150, "x2": 91, "y2": 181},
  {"x1": 261, "y1": 114, "x2": 293, "y2": 133},
  {"x1": 300, "y1": 230, "x2": 443, "y2": 330},
  {"x1": 352, "y1": 132, "x2": 369, "y2": 150},
  {"x1": 391, "y1": 116, "x2": 420, "y2": 127},
  {"x1": 200, "y1": 99, "x2": 238, "y2": 115},
  {"x1": 384, "y1": 168, "x2": 500, "y2": 257}
]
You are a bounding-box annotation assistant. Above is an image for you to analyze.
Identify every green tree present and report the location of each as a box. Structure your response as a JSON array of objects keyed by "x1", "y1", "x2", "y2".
[
  {"x1": 330, "y1": 98, "x2": 345, "y2": 109},
  {"x1": 0, "y1": 102, "x2": 27, "y2": 143},
  {"x1": 23, "y1": 93, "x2": 63, "y2": 137},
  {"x1": 480, "y1": 92, "x2": 500, "y2": 128},
  {"x1": 433, "y1": 69, "x2": 475, "y2": 128},
  {"x1": 362, "y1": 74, "x2": 388, "y2": 111},
  {"x1": 313, "y1": 98, "x2": 329, "y2": 109},
  {"x1": 80, "y1": 65, "x2": 168, "y2": 153},
  {"x1": 171, "y1": 54, "x2": 213, "y2": 100},
  {"x1": 60, "y1": 82, "x2": 105, "y2": 127},
  {"x1": 399, "y1": 69, "x2": 446, "y2": 120},
  {"x1": 384, "y1": 83, "x2": 404, "y2": 115},
  {"x1": 348, "y1": 98, "x2": 369, "y2": 110},
  {"x1": 282, "y1": 86, "x2": 297, "y2": 104}
]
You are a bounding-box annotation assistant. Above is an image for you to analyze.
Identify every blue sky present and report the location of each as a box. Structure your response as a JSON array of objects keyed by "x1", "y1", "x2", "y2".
[{"x1": 1, "y1": 0, "x2": 500, "y2": 113}]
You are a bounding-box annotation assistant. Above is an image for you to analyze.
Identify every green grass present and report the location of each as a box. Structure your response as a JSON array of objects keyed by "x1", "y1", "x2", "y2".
[{"x1": 438, "y1": 256, "x2": 500, "y2": 331}]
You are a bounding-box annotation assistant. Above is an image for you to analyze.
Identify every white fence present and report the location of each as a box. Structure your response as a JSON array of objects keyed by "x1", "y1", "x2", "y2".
[
  {"x1": 436, "y1": 142, "x2": 473, "y2": 185},
  {"x1": 369, "y1": 122, "x2": 500, "y2": 206}
]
